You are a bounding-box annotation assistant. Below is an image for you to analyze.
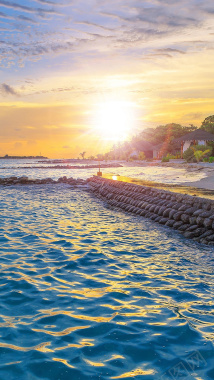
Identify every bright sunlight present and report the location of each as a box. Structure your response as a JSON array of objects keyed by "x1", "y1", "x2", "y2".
[{"x1": 93, "y1": 101, "x2": 137, "y2": 142}]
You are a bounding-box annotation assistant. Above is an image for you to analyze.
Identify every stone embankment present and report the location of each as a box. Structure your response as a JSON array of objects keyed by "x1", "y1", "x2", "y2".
[
  {"x1": 1, "y1": 163, "x2": 123, "y2": 170},
  {"x1": 88, "y1": 176, "x2": 214, "y2": 246},
  {"x1": 0, "y1": 176, "x2": 86, "y2": 186}
]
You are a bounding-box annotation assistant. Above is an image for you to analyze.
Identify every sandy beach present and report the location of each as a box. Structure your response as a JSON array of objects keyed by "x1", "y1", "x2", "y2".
[
  {"x1": 157, "y1": 162, "x2": 214, "y2": 190},
  {"x1": 109, "y1": 160, "x2": 214, "y2": 191}
]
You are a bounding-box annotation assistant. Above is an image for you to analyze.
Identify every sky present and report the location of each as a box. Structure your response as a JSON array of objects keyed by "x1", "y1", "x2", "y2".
[{"x1": 0, "y1": 0, "x2": 214, "y2": 158}]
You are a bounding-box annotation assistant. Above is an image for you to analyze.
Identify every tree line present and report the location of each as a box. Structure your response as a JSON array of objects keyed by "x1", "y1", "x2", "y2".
[{"x1": 84, "y1": 115, "x2": 214, "y2": 160}]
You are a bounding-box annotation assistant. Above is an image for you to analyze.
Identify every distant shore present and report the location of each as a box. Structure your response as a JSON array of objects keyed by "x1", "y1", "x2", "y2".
[{"x1": 0, "y1": 155, "x2": 48, "y2": 159}]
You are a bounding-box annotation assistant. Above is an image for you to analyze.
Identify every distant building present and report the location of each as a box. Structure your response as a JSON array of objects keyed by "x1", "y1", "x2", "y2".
[
  {"x1": 153, "y1": 142, "x2": 169, "y2": 159},
  {"x1": 174, "y1": 129, "x2": 214, "y2": 158},
  {"x1": 131, "y1": 140, "x2": 153, "y2": 159},
  {"x1": 153, "y1": 129, "x2": 214, "y2": 159}
]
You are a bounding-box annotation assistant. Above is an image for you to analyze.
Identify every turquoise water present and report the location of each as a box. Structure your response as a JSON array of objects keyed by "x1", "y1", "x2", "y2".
[{"x1": 0, "y1": 183, "x2": 213, "y2": 380}]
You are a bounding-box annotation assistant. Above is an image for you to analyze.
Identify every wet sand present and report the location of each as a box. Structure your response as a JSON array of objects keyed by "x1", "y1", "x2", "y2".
[{"x1": 107, "y1": 160, "x2": 214, "y2": 193}]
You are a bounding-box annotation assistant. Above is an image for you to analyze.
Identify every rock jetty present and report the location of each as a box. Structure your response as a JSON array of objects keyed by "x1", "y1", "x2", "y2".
[
  {"x1": 88, "y1": 176, "x2": 214, "y2": 246},
  {"x1": 0, "y1": 176, "x2": 86, "y2": 186},
  {"x1": 1, "y1": 163, "x2": 123, "y2": 170}
]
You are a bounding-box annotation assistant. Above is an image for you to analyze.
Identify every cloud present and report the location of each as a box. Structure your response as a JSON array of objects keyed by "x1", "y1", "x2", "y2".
[
  {"x1": 1, "y1": 83, "x2": 18, "y2": 96},
  {"x1": 75, "y1": 20, "x2": 114, "y2": 31},
  {"x1": 0, "y1": 0, "x2": 60, "y2": 15},
  {"x1": 143, "y1": 47, "x2": 187, "y2": 58},
  {"x1": 0, "y1": 0, "x2": 213, "y2": 71},
  {"x1": 17, "y1": 15, "x2": 38, "y2": 24},
  {"x1": 0, "y1": 11, "x2": 14, "y2": 19},
  {"x1": 155, "y1": 48, "x2": 186, "y2": 55},
  {"x1": 34, "y1": 0, "x2": 58, "y2": 5}
]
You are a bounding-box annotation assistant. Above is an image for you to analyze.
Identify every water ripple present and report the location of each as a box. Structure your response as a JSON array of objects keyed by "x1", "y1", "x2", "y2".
[{"x1": 0, "y1": 185, "x2": 213, "y2": 379}]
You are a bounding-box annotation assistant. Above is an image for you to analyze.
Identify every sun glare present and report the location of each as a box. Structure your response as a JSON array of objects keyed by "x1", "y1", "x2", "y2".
[{"x1": 93, "y1": 101, "x2": 137, "y2": 142}]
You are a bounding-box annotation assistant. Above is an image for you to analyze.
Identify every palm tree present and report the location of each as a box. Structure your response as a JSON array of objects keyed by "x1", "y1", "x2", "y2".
[
  {"x1": 192, "y1": 147, "x2": 211, "y2": 162},
  {"x1": 80, "y1": 151, "x2": 86, "y2": 159}
]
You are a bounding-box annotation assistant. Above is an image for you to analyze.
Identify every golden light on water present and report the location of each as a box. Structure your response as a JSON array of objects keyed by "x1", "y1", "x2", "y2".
[
  {"x1": 111, "y1": 368, "x2": 155, "y2": 378},
  {"x1": 93, "y1": 100, "x2": 137, "y2": 142}
]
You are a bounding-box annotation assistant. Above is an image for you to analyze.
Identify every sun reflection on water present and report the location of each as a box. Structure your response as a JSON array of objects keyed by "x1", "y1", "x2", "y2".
[{"x1": 0, "y1": 185, "x2": 213, "y2": 379}]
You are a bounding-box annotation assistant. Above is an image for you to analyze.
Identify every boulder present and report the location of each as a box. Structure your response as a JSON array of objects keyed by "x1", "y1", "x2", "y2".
[
  {"x1": 163, "y1": 208, "x2": 172, "y2": 217},
  {"x1": 189, "y1": 216, "x2": 197, "y2": 225},
  {"x1": 169, "y1": 209, "x2": 176, "y2": 219},
  {"x1": 203, "y1": 218, "x2": 213, "y2": 228},
  {"x1": 178, "y1": 224, "x2": 189, "y2": 231},
  {"x1": 149, "y1": 205, "x2": 157, "y2": 213},
  {"x1": 193, "y1": 209, "x2": 204, "y2": 217},
  {"x1": 200, "y1": 211, "x2": 213, "y2": 218},
  {"x1": 154, "y1": 205, "x2": 160, "y2": 214},
  {"x1": 206, "y1": 234, "x2": 214, "y2": 242},
  {"x1": 173, "y1": 203, "x2": 183, "y2": 210},
  {"x1": 181, "y1": 214, "x2": 189, "y2": 223},
  {"x1": 196, "y1": 216, "x2": 204, "y2": 226},
  {"x1": 186, "y1": 225, "x2": 198, "y2": 232},
  {"x1": 178, "y1": 204, "x2": 187, "y2": 212},
  {"x1": 184, "y1": 231, "x2": 196, "y2": 239},
  {"x1": 173, "y1": 212, "x2": 183, "y2": 221},
  {"x1": 173, "y1": 221, "x2": 183, "y2": 229},
  {"x1": 159, "y1": 217, "x2": 168, "y2": 224},
  {"x1": 158, "y1": 206, "x2": 166, "y2": 216},
  {"x1": 145, "y1": 212, "x2": 152, "y2": 218},
  {"x1": 192, "y1": 227, "x2": 206, "y2": 237},
  {"x1": 185, "y1": 207, "x2": 198, "y2": 215},
  {"x1": 165, "y1": 220, "x2": 175, "y2": 227}
]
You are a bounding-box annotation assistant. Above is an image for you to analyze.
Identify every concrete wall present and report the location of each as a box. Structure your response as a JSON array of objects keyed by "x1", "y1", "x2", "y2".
[{"x1": 88, "y1": 176, "x2": 214, "y2": 246}]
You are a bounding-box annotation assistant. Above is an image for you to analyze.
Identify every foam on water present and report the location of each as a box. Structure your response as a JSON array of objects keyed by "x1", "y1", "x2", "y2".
[{"x1": 0, "y1": 184, "x2": 213, "y2": 380}]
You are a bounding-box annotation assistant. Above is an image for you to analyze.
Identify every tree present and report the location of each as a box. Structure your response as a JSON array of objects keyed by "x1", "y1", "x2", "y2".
[
  {"x1": 141, "y1": 123, "x2": 197, "y2": 147},
  {"x1": 96, "y1": 122, "x2": 199, "y2": 160},
  {"x1": 200, "y1": 115, "x2": 214, "y2": 154},
  {"x1": 201, "y1": 115, "x2": 214, "y2": 134},
  {"x1": 183, "y1": 145, "x2": 212, "y2": 162},
  {"x1": 96, "y1": 153, "x2": 104, "y2": 160},
  {"x1": 80, "y1": 151, "x2": 86, "y2": 159},
  {"x1": 138, "y1": 151, "x2": 146, "y2": 160},
  {"x1": 192, "y1": 147, "x2": 211, "y2": 162}
]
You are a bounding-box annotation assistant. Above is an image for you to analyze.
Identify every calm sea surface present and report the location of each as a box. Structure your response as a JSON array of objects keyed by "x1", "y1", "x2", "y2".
[{"x1": 0, "y1": 160, "x2": 213, "y2": 379}]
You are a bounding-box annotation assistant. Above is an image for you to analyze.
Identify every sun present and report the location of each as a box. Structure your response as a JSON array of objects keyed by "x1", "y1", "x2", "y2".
[{"x1": 93, "y1": 100, "x2": 137, "y2": 142}]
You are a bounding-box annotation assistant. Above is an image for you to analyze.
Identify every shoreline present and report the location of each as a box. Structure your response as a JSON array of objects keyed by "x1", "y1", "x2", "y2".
[
  {"x1": 0, "y1": 158, "x2": 213, "y2": 192},
  {"x1": 101, "y1": 159, "x2": 214, "y2": 192}
]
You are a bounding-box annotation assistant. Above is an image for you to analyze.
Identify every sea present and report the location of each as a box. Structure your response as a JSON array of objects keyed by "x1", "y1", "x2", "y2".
[{"x1": 0, "y1": 159, "x2": 213, "y2": 380}]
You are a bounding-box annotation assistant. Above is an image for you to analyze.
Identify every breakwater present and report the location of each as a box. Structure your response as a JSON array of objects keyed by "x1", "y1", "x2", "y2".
[
  {"x1": 88, "y1": 176, "x2": 214, "y2": 246},
  {"x1": 1, "y1": 175, "x2": 214, "y2": 246},
  {"x1": 0, "y1": 176, "x2": 87, "y2": 186},
  {"x1": 0, "y1": 163, "x2": 123, "y2": 170}
]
